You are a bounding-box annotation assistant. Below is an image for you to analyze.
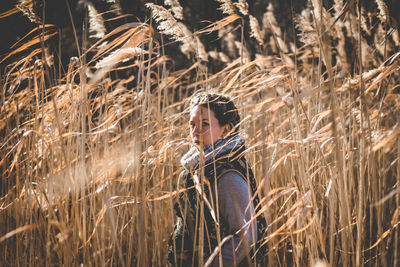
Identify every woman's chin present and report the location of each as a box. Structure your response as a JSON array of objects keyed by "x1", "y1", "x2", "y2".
[{"x1": 192, "y1": 141, "x2": 202, "y2": 148}]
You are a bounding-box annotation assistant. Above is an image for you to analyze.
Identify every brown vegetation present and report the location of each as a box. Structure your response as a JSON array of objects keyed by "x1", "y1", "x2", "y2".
[{"x1": 1, "y1": 0, "x2": 399, "y2": 266}]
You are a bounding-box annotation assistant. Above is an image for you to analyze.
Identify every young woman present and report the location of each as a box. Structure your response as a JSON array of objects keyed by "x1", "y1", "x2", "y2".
[{"x1": 168, "y1": 93, "x2": 266, "y2": 266}]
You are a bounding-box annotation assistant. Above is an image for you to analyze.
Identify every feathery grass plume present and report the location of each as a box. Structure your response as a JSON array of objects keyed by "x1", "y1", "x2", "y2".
[
  {"x1": 234, "y1": 41, "x2": 250, "y2": 63},
  {"x1": 95, "y1": 47, "x2": 143, "y2": 69},
  {"x1": 43, "y1": 46, "x2": 54, "y2": 67},
  {"x1": 332, "y1": 0, "x2": 355, "y2": 47},
  {"x1": 91, "y1": 47, "x2": 143, "y2": 85},
  {"x1": 2, "y1": 1, "x2": 400, "y2": 265},
  {"x1": 178, "y1": 23, "x2": 208, "y2": 61},
  {"x1": 234, "y1": 0, "x2": 248, "y2": 16},
  {"x1": 89, "y1": 23, "x2": 152, "y2": 84},
  {"x1": 216, "y1": 0, "x2": 236, "y2": 15},
  {"x1": 105, "y1": 0, "x2": 122, "y2": 14},
  {"x1": 219, "y1": 25, "x2": 237, "y2": 58},
  {"x1": 174, "y1": 23, "x2": 192, "y2": 57},
  {"x1": 208, "y1": 50, "x2": 230, "y2": 63},
  {"x1": 294, "y1": 9, "x2": 319, "y2": 47},
  {"x1": 146, "y1": 3, "x2": 207, "y2": 61},
  {"x1": 333, "y1": 0, "x2": 344, "y2": 15},
  {"x1": 332, "y1": 0, "x2": 351, "y2": 69},
  {"x1": 87, "y1": 3, "x2": 106, "y2": 39},
  {"x1": 262, "y1": 3, "x2": 288, "y2": 52},
  {"x1": 360, "y1": 6, "x2": 372, "y2": 36},
  {"x1": 16, "y1": 0, "x2": 40, "y2": 23},
  {"x1": 146, "y1": 3, "x2": 185, "y2": 41},
  {"x1": 393, "y1": 30, "x2": 400, "y2": 46},
  {"x1": 249, "y1": 15, "x2": 264, "y2": 46},
  {"x1": 194, "y1": 35, "x2": 208, "y2": 62},
  {"x1": 164, "y1": 0, "x2": 183, "y2": 20},
  {"x1": 375, "y1": 0, "x2": 389, "y2": 24},
  {"x1": 374, "y1": 24, "x2": 387, "y2": 57},
  {"x1": 331, "y1": 0, "x2": 349, "y2": 35},
  {"x1": 310, "y1": 0, "x2": 335, "y2": 33}
]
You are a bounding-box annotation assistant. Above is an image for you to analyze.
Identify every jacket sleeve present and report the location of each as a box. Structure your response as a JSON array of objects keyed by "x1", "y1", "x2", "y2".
[{"x1": 208, "y1": 171, "x2": 258, "y2": 267}]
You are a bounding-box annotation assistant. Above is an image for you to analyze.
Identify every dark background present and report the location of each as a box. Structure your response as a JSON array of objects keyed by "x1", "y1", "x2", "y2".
[{"x1": 1, "y1": 0, "x2": 399, "y2": 73}]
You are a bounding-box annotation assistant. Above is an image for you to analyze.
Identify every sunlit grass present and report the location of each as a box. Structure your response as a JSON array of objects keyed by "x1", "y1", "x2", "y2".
[{"x1": 1, "y1": 0, "x2": 399, "y2": 266}]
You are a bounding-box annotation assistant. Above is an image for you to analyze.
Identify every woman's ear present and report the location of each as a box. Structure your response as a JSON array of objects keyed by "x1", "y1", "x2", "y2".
[{"x1": 222, "y1": 124, "x2": 231, "y2": 137}]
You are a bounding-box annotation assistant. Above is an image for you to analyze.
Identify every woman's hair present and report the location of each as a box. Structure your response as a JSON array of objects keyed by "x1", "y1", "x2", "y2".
[{"x1": 189, "y1": 93, "x2": 241, "y2": 135}]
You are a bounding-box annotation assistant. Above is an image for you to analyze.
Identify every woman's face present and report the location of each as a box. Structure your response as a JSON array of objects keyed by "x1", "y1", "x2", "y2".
[{"x1": 189, "y1": 105, "x2": 228, "y2": 147}]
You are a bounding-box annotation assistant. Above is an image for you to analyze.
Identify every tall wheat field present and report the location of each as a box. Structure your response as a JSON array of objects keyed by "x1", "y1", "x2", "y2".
[{"x1": 1, "y1": 0, "x2": 399, "y2": 266}]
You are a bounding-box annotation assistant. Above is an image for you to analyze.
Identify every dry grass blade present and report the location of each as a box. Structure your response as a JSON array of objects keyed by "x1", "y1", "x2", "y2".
[
  {"x1": 9, "y1": 24, "x2": 57, "y2": 50},
  {"x1": 0, "y1": 223, "x2": 44, "y2": 243},
  {"x1": 87, "y1": 22, "x2": 151, "y2": 59},
  {"x1": 1, "y1": 29, "x2": 58, "y2": 63},
  {"x1": 365, "y1": 62, "x2": 399, "y2": 93},
  {"x1": 372, "y1": 123, "x2": 400, "y2": 152},
  {"x1": 328, "y1": 0, "x2": 355, "y2": 30},
  {"x1": 1, "y1": 1, "x2": 400, "y2": 266},
  {"x1": 259, "y1": 204, "x2": 314, "y2": 248},
  {"x1": 0, "y1": 6, "x2": 23, "y2": 18},
  {"x1": 196, "y1": 14, "x2": 241, "y2": 34},
  {"x1": 0, "y1": 0, "x2": 34, "y2": 19},
  {"x1": 365, "y1": 207, "x2": 400, "y2": 251},
  {"x1": 0, "y1": 220, "x2": 62, "y2": 243}
]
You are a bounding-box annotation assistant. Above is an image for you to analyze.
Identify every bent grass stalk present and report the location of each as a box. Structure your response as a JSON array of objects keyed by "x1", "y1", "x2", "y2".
[{"x1": 1, "y1": 1, "x2": 400, "y2": 266}]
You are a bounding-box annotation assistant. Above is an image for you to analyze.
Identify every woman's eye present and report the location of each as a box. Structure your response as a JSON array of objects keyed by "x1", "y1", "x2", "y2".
[{"x1": 202, "y1": 122, "x2": 209, "y2": 127}]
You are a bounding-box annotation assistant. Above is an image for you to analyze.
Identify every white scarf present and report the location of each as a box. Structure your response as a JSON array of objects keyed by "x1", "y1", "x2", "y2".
[{"x1": 180, "y1": 134, "x2": 245, "y2": 171}]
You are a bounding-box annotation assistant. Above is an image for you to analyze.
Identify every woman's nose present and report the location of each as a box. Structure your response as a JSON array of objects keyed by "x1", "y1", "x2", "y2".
[{"x1": 192, "y1": 125, "x2": 199, "y2": 135}]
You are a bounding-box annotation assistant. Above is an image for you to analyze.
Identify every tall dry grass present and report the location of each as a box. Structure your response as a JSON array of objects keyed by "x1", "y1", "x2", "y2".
[{"x1": 1, "y1": 0, "x2": 400, "y2": 266}]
